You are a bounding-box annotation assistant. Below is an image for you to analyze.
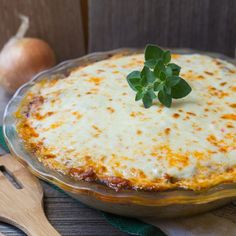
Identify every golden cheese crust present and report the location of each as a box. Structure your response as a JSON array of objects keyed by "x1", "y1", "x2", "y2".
[{"x1": 16, "y1": 53, "x2": 236, "y2": 191}]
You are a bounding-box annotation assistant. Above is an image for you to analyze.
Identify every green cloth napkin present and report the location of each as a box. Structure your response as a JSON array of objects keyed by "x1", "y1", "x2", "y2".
[
  {"x1": 0, "y1": 126, "x2": 9, "y2": 151},
  {"x1": 0, "y1": 126, "x2": 166, "y2": 236}
]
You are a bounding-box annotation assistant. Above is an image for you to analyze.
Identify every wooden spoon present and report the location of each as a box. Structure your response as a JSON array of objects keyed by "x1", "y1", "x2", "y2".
[{"x1": 0, "y1": 154, "x2": 60, "y2": 236}]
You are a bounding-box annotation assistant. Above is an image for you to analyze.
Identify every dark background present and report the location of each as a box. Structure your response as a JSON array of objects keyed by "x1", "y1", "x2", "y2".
[
  {"x1": 88, "y1": 0, "x2": 236, "y2": 57},
  {"x1": 0, "y1": 0, "x2": 235, "y2": 63}
]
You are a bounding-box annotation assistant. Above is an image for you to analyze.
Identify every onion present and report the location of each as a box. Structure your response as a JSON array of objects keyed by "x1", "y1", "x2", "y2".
[{"x1": 0, "y1": 15, "x2": 56, "y2": 94}]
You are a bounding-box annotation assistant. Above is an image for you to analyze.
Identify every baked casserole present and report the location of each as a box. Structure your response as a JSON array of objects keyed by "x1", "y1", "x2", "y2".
[{"x1": 15, "y1": 52, "x2": 236, "y2": 192}]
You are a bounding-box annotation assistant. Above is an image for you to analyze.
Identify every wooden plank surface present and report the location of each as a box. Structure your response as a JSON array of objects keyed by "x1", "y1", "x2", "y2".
[
  {"x1": 88, "y1": 0, "x2": 236, "y2": 57},
  {"x1": 0, "y1": 92, "x2": 126, "y2": 236},
  {"x1": 0, "y1": 182, "x2": 127, "y2": 236},
  {"x1": 0, "y1": 0, "x2": 85, "y2": 62}
]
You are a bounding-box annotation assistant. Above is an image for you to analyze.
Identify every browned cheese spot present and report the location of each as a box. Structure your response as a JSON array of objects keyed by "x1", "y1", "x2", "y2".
[
  {"x1": 136, "y1": 130, "x2": 142, "y2": 135},
  {"x1": 173, "y1": 113, "x2": 180, "y2": 118},
  {"x1": 221, "y1": 114, "x2": 236, "y2": 121},
  {"x1": 165, "y1": 128, "x2": 171, "y2": 135},
  {"x1": 106, "y1": 107, "x2": 115, "y2": 113},
  {"x1": 204, "y1": 71, "x2": 214, "y2": 76}
]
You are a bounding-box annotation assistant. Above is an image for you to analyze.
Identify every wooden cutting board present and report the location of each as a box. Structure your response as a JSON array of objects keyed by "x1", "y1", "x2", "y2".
[{"x1": 0, "y1": 154, "x2": 60, "y2": 236}]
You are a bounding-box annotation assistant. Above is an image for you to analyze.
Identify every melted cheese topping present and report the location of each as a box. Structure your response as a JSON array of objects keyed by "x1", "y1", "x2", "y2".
[{"x1": 17, "y1": 53, "x2": 236, "y2": 191}]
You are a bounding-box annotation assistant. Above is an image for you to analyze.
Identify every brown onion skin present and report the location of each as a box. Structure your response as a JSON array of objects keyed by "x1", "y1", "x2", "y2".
[{"x1": 0, "y1": 38, "x2": 56, "y2": 94}]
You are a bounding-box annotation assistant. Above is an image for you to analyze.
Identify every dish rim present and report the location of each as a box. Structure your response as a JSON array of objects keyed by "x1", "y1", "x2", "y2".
[{"x1": 3, "y1": 47, "x2": 236, "y2": 207}]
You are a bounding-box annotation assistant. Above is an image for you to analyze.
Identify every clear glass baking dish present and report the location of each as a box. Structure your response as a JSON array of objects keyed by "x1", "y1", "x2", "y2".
[{"x1": 3, "y1": 48, "x2": 236, "y2": 218}]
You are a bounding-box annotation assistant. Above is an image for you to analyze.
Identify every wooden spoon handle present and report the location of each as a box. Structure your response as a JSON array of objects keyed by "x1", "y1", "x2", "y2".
[
  {"x1": 0, "y1": 154, "x2": 60, "y2": 235},
  {"x1": 11, "y1": 207, "x2": 60, "y2": 236}
]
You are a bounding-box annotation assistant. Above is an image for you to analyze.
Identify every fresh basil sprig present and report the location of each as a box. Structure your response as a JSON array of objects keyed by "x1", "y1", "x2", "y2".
[{"x1": 126, "y1": 44, "x2": 192, "y2": 108}]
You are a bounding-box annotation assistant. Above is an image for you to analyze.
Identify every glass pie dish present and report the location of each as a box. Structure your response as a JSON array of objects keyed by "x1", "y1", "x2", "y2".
[{"x1": 3, "y1": 48, "x2": 236, "y2": 218}]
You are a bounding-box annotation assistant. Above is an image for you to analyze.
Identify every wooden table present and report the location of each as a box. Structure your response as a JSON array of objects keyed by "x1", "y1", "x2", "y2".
[{"x1": 0, "y1": 88, "x2": 127, "y2": 236}]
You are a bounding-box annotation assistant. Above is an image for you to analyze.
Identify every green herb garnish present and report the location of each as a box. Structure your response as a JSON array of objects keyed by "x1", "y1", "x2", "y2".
[{"x1": 126, "y1": 44, "x2": 192, "y2": 108}]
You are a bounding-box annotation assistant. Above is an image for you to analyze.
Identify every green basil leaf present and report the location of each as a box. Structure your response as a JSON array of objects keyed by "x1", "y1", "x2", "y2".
[
  {"x1": 127, "y1": 77, "x2": 141, "y2": 91},
  {"x1": 171, "y1": 78, "x2": 192, "y2": 99},
  {"x1": 163, "y1": 51, "x2": 171, "y2": 64},
  {"x1": 141, "y1": 76, "x2": 148, "y2": 87},
  {"x1": 159, "y1": 71, "x2": 166, "y2": 81},
  {"x1": 127, "y1": 70, "x2": 141, "y2": 79},
  {"x1": 145, "y1": 44, "x2": 163, "y2": 61},
  {"x1": 154, "y1": 81, "x2": 164, "y2": 91},
  {"x1": 142, "y1": 93, "x2": 153, "y2": 108},
  {"x1": 166, "y1": 76, "x2": 181, "y2": 87},
  {"x1": 163, "y1": 84, "x2": 171, "y2": 95},
  {"x1": 134, "y1": 85, "x2": 143, "y2": 92},
  {"x1": 147, "y1": 89, "x2": 157, "y2": 99},
  {"x1": 135, "y1": 91, "x2": 144, "y2": 101},
  {"x1": 144, "y1": 59, "x2": 157, "y2": 69},
  {"x1": 158, "y1": 90, "x2": 172, "y2": 108},
  {"x1": 141, "y1": 66, "x2": 156, "y2": 83},
  {"x1": 141, "y1": 66, "x2": 147, "y2": 77},
  {"x1": 127, "y1": 71, "x2": 142, "y2": 91},
  {"x1": 154, "y1": 60, "x2": 165, "y2": 77},
  {"x1": 167, "y1": 63, "x2": 181, "y2": 76},
  {"x1": 165, "y1": 67, "x2": 173, "y2": 77}
]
